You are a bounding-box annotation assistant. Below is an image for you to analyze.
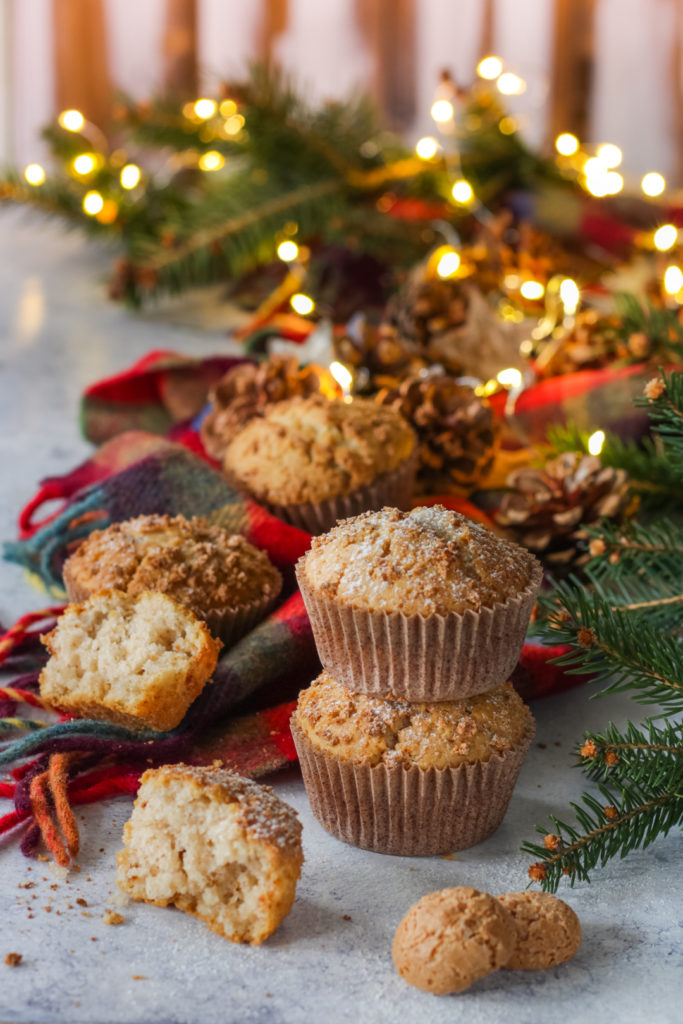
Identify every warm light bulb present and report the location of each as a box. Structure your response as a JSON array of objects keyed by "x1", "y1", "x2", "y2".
[
  {"x1": 329, "y1": 361, "x2": 353, "y2": 397},
  {"x1": 451, "y1": 179, "x2": 474, "y2": 204},
  {"x1": 497, "y1": 72, "x2": 526, "y2": 96},
  {"x1": 198, "y1": 150, "x2": 225, "y2": 171},
  {"x1": 219, "y1": 99, "x2": 237, "y2": 117},
  {"x1": 520, "y1": 280, "x2": 544, "y2": 300},
  {"x1": 224, "y1": 114, "x2": 245, "y2": 135},
  {"x1": 82, "y1": 191, "x2": 104, "y2": 215},
  {"x1": 604, "y1": 171, "x2": 623, "y2": 195},
  {"x1": 415, "y1": 136, "x2": 439, "y2": 160},
  {"x1": 477, "y1": 56, "x2": 503, "y2": 80},
  {"x1": 663, "y1": 265, "x2": 683, "y2": 295},
  {"x1": 73, "y1": 153, "x2": 96, "y2": 175},
  {"x1": 587, "y1": 430, "x2": 605, "y2": 456},
  {"x1": 496, "y1": 367, "x2": 523, "y2": 389},
  {"x1": 641, "y1": 172, "x2": 665, "y2": 197},
  {"x1": 555, "y1": 133, "x2": 579, "y2": 156},
  {"x1": 194, "y1": 98, "x2": 217, "y2": 120},
  {"x1": 596, "y1": 143, "x2": 622, "y2": 168},
  {"x1": 120, "y1": 164, "x2": 142, "y2": 190},
  {"x1": 24, "y1": 163, "x2": 45, "y2": 186},
  {"x1": 560, "y1": 278, "x2": 580, "y2": 315},
  {"x1": 291, "y1": 293, "x2": 315, "y2": 315},
  {"x1": 436, "y1": 250, "x2": 461, "y2": 278},
  {"x1": 654, "y1": 224, "x2": 678, "y2": 251},
  {"x1": 431, "y1": 100, "x2": 454, "y2": 124},
  {"x1": 277, "y1": 240, "x2": 299, "y2": 262},
  {"x1": 58, "y1": 109, "x2": 85, "y2": 132}
]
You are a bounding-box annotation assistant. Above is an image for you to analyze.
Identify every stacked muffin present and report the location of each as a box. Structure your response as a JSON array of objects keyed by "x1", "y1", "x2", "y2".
[{"x1": 291, "y1": 505, "x2": 543, "y2": 856}]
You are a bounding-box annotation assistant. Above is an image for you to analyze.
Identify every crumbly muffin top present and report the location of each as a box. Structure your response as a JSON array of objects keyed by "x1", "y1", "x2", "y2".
[
  {"x1": 295, "y1": 672, "x2": 533, "y2": 769},
  {"x1": 64, "y1": 514, "x2": 281, "y2": 613},
  {"x1": 223, "y1": 395, "x2": 416, "y2": 505},
  {"x1": 139, "y1": 764, "x2": 303, "y2": 854},
  {"x1": 299, "y1": 505, "x2": 540, "y2": 615}
]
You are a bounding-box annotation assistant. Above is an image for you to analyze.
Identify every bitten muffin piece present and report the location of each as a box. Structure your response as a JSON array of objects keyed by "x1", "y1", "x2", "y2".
[
  {"x1": 295, "y1": 672, "x2": 533, "y2": 769},
  {"x1": 223, "y1": 394, "x2": 416, "y2": 506},
  {"x1": 62, "y1": 514, "x2": 281, "y2": 642},
  {"x1": 392, "y1": 887, "x2": 517, "y2": 994},
  {"x1": 301, "y1": 504, "x2": 538, "y2": 616},
  {"x1": 39, "y1": 590, "x2": 220, "y2": 731},
  {"x1": 117, "y1": 764, "x2": 303, "y2": 945},
  {"x1": 498, "y1": 892, "x2": 582, "y2": 970}
]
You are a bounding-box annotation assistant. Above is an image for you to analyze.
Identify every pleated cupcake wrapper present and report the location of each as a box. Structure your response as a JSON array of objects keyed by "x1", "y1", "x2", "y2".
[
  {"x1": 259, "y1": 449, "x2": 418, "y2": 536},
  {"x1": 296, "y1": 558, "x2": 543, "y2": 701},
  {"x1": 63, "y1": 562, "x2": 278, "y2": 647},
  {"x1": 291, "y1": 718, "x2": 535, "y2": 856}
]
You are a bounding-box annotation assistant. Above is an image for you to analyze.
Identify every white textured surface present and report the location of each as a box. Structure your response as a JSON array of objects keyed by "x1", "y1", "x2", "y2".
[{"x1": 0, "y1": 208, "x2": 681, "y2": 1023}]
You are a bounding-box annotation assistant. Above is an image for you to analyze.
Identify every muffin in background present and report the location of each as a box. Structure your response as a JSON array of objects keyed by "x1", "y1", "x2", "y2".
[
  {"x1": 222, "y1": 395, "x2": 417, "y2": 534},
  {"x1": 297, "y1": 505, "x2": 542, "y2": 700},
  {"x1": 291, "y1": 671, "x2": 535, "y2": 856},
  {"x1": 63, "y1": 513, "x2": 281, "y2": 645}
]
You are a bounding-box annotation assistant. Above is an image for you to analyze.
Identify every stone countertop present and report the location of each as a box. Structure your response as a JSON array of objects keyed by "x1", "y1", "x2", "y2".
[{"x1": 0, "y1": 208, "x2": 680, "y2": 1024}]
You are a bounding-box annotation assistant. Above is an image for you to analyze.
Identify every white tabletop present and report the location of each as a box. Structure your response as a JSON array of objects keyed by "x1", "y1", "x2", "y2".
[{"x1": 0, "y1": 207, "x2": 680, "y2": 1024}]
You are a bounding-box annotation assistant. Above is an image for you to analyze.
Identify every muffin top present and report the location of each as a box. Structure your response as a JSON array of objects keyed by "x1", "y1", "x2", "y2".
[
  {"x1": 64, "y1": 514, "x2": 281, "y2": 615},
  {"x1": 295, "y1": 671, "x2": 533, "y2": 769},
  {"x1": 299, "y1": 505, "x2": 540, "y2": 616},
  {"x1": 223, "y1": 395, "x2": 416, "y2": 505}
]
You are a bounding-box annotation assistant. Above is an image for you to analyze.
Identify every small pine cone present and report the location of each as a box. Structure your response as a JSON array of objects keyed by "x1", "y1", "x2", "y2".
[
  {"x1": 495, "y1": 452, "x2": 631, "y2": 568},
  {"x1": 385, "y1": 277, "x2": 469, "y2": 374},
  {"x1": 200, "y1": 356, "x2": 336, "y2": 460},
  {"x1": 376, "y1": 372, "x2": 498, "y2": 493},
  {"x1": 332, "y1": 322, "x2": 427, "y2": 393}
]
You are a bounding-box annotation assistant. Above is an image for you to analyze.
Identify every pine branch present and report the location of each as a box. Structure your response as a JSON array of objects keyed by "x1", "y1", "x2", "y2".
[
  {"x1": 637, "y1": 370, "x2": 683, "y2": 472},
  {"x1": 578, "y1": 719, "x2": 683, "y2": 789},
  {"x1": 614, "y1": 293, "x2": 683, "y2": 361}
]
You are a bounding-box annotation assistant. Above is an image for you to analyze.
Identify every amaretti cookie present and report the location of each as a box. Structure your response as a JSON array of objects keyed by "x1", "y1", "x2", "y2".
[
  {"x1": 497, "y1": 891, "x2": 582, "y2": 969},
  {"x1": 117, "y1": 764, "x2": 303, "y2": 945},
  {"x1": 62, "y1": 514, "x2": 281, "y2": 645},
  {"x1": 296, "y1": 505, "x2": 543, "y2": 700},
  {"x1": 392, "y1": 888, "x2": 517, "y2": 994},
  {"x1": 39, "y1": 590, "x2": 220, "y2": 731},
  {"x1": 222, "y1": 395, "x2": 417, "y2": 534},
  {"x1": 291, "y1": 672, "x2": 535, "y2": 855}
]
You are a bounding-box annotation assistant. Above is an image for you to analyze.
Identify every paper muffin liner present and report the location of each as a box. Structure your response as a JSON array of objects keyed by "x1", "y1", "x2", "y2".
[
  {"x1": 291, "y1": 717, "x2": 535, "y2": 856},
  {"x1": 258, "y1": 448, "x2": 418, "y2": 536},
  {"x1": 63, "y1": 561, "x2": 278, "y2": 647},
  {"x1": 296, "y1": 557, "x2": 542, "y2": 701}
]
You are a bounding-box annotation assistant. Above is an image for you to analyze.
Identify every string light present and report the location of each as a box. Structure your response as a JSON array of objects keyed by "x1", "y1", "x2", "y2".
[
  {"x1": 497, "y1": 367, "x2": 523, "y2": 389},
  {"x1": 219, "y1": 99, "x2": 237, "y2": 117},
  {"x1": 641, "y1": 172, "x2": 666, "y2": 197},
  {"x1": 82, "y1": 191, "x2": 104, "y2": 215},
  {"x1": 451, "y1": 179, "x2": 474, "y2": 204},
  {"x1": 430, "y1": 100, "x2": 454, "y2": 123},
  {"x1": 588, "y1": 430, "x2": 606, "y2": 456},
  {"x1": 224, "y1": 114, "x2": 245, "y2": 135},
  {"x1": 277, "y1": 240, "x2": 299, "y2": 262},
  {"x1": 663, "y1": 265, "x2": 683, "y2": 295},
  {"x1": 555, "y1": 133, "x2": 579, "y2": 156},
  {"x1": 604, "y1": 171, "x2": 624, "y2": 195},
  {"x1": 58, "y1": 109, "x2": 85, "y2": 132},
  {"x1": 329, "y1": 361, "x2": 353, "y2": 400},
  {"x1": 198, "y1": 150, "x2": 225, "y2": 171},
  {"x1": 120, "y1": 164, "x2": 142, "y2": 190},
  {"x1": 498, "y1": 117, "x2": 517, "y2": 135},
  {"x1": 560, "y1": 278, "x2": 580, "y2": 315},
  {"x1": 96, "y1": 199, "x2": 118, "y2": 225},
  {"x1": 497, "y1": 73, "x2": 526, "y2": 96},
  {"x1": 520, "y1": 280, "x2": 544, "y2": 300},
  {"x1": 653, "y1": 224, "x2": 678, "y2": 252},
  {"x1": 73, "y1": 153, "x2": 96, "y2": 175},
  {"x1": 193, "y1": 98, "x2": 217, "y2": 120},
  {"x1": 291, "y1": 293, "x2": 315, "y2": 315},
  {"x1": 24, "y1": 164, "x2": 45, "y2": 186},
  {"x1": 415, "y1": 136, "x2": 439, "y2": 160},
  {"x1": 596, "y1": 143, "x2": 622, "y2": 168},
  {"x1": 477, "y1": 56, "x2": 503, "y2": 80},
  {"x1": 436, "y1": 249, "x2": 460, "y2": 278}
]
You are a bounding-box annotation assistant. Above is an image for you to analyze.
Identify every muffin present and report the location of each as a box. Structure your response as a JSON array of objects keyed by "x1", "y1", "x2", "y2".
[
  {"x1": 117, "y1": 764, "x2": 303, "y2": 945},
  {"x1": 291, "y1": 671, "x2": 535, "y2": 855},
  {"x1": 222, "y1": 395, "x2": 417, "y2": 534},
  {"x1": 39, "y1": 590, "x2": 220, "y2": 731},
  {"x1": 62, "y1": 514, "x2": 282, "y2": 645},
  {"x1": 296, "y1": 505, "x2": 543, "y2": 700}
]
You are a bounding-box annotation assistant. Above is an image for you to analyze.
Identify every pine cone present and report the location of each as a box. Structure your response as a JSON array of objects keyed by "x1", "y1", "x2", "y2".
[
  {"x1": 495, "y1": 452, "x2": 631, "y2": 568},
  {"x1": 333, "y1": 321, "x2": 428, "y2": 393},
  {"x1": 376, "y1": 372, "x2": 498, "y2": 493},
  {"x1": 200, "y1": 356, "x2": 336, "y2": 460},
  {"x1": 385, "y1": 277, "x2": 469, "y2": 374}
]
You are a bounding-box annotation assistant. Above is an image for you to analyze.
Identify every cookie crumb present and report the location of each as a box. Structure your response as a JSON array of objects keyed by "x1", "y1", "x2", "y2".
[
  {"x1": 441, "y1": 853, "x2": 457, "y2": 861},
  {"x1": 4, "y1": 953, "x2": 22, "y2": 967},
  {"x1": 132, "y1": 975, "x2": 146, "y2": 980},
  {"x1": 102, "y1": 910, "x2": 125, "y2": 926},
  {"x1": 76, "y1": 898, "x2": 88, "y2": 907},
  {"x1": 342, "y1": 914, "x2": 352, "y2": 921}
]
